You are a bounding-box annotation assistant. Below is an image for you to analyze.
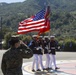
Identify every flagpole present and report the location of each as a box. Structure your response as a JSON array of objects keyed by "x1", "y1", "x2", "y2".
[
  {"x1": 43, "y1": 0, "x2": 51, "y2": 51},
  {"x1": 44, "y1": 1, "x2": 51, "y2": 41},
  {"x1": 44, "y1": 3, "x2": 51, "y2": 49},
  {"x1": 46, "y1": 4, "x2": 51, "y2": 49}
]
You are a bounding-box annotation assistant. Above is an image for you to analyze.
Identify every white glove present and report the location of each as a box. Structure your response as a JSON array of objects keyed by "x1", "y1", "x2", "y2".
[
  {"x1": 36, "y1": 48, "x2": 39, "y2": 50},
  {"x1": 48, "y1": 50, "x2": 51, "y2": 53}
]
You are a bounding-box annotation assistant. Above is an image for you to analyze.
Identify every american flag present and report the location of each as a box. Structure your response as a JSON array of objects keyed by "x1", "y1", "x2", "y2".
[{"x1": 17, "y1": 6, "x2": 50, "y2": 34}]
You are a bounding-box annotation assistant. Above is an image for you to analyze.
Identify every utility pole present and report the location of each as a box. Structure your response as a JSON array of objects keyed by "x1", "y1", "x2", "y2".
[{"x1": 0, "y1": 17, "x2": 2, "y2": 49}]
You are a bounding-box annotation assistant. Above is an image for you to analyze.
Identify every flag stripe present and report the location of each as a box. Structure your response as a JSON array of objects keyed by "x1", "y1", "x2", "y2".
[
  {"x1": 18, "y1": 26, "x2": 47, "y2": 33},
  {"x1": 18, "y1": 22, "x2": 45, "y2": 29},
  {"x1": 19, "y1": 19, "x2": 45, "y2": 26},
  {"x1": 18, "y1": 26, "x2": 47, "y2": 32}
]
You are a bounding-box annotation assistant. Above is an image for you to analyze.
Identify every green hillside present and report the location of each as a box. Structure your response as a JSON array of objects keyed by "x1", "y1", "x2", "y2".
[
  {"x1": 0, "y1": 0, "x2": 76, "y2": 38},
  {"x1": 0, "y1": 0, "x2": 76, "y2": 16}
]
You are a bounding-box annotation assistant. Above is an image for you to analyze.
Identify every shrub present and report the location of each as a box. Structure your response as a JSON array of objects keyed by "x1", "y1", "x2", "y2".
[{"x1": 64, "y1": 41, "x2": 76, "y2": 52}]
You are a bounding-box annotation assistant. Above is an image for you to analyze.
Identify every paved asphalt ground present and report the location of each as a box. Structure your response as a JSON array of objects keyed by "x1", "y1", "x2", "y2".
[{"x1": 0, "y1": 50, "x2": 76, "y2": 75}]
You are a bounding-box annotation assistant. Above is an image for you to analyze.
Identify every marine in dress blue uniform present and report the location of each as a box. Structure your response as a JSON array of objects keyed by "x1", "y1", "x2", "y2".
[
  {"x1": 49, "y1": 36, "x2": 59, "y2": 70},
  {"x1": 43, "y1": 36, "x2": 49, "y2": 69},
  {"x1": 37, "y1": 36, "x2": 45, "y2": 71},
  {"x1": 29, "y1": 35, "x2": 41, "y2": 72}
]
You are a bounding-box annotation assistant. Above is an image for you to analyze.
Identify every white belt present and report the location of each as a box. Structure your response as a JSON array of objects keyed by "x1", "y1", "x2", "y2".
[
  {"x1": 51, "y1": 47, "x2": 55, "y2": 49},
  {"x1": 37, "y1": 47, "x2": 42, "y2": 50},
  {"x1": 45, "y1": 47, "x2": 49, "y2": 49},
  {"x1": 38, "y1": 47, "x2": 42, "y2": 49}
]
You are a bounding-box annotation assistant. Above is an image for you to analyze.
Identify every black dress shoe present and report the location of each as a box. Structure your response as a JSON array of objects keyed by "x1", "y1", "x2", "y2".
[
  {"x1": 45, "y1": 67, "x2": 49, "y2": 70},
  {"x1": 55, "y1": 67, "x2": 60, "y2": 70},
  {"x1": 37, "y1": 69, "x2": 41, "y2": 71},
  {"x1": 32, "y1": 69, "x2": 35, "y2": 72},
  {"x1": 48, "y1": 67, "x2": 53, "y2": 70},
  {"x1": 43, "y1": 68, "x2": 47, "y2": 70}
]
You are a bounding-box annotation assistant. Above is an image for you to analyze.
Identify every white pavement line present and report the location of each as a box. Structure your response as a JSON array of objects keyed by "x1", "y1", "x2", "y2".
[
  {"x1": 22, "y1": 62, "x2": 33, "y2": 75},
  {"x1": 22, "y1": 60, "x2": 76, "y2": 75}
]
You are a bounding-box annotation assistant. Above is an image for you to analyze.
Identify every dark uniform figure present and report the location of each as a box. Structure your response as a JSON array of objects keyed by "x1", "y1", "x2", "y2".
[
  {"x1": 29, "y1": 35, "x2": 39, "y2": 54},
  {"x1": 49, "y1": 36, "x2": 59, "y2": 70},
  {"x1": 29, "y1": 35, "x2": 44, "y2": 71},
  {"x1": 1, "y1": 36, "x2": 33, "y2": 75},
  {"x1": 50, "y1": 39, "x2": 57, "y2": 55},
  {"x1": 37, "y1": 36, "x2": 44, "y2": 55},
  {"x1": 43, "y1": 36, "x2": 49, "y2": 54},
  {"x1": 43, "y1": 36, "x2": 51, "y2": 70},
  {"x1": 37, "y1": 36, "x2": 44, "y2": 70},
  {"x1": 29, "y1": 35, "x2": 40, "y2": 71}
]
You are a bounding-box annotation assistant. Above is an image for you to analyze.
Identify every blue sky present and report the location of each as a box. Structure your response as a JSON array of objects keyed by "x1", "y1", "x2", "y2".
[{"x1": 0, "y1": 0, "x2": 25, "y2": 3}]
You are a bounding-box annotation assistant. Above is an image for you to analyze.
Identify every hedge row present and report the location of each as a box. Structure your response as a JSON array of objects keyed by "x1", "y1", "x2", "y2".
[
  {"x1": 59, "y1": 39, "x2": 76, "y2": 52},
  {"x1": 2, "y1": 32, "x2": 76, "y2": 52}
]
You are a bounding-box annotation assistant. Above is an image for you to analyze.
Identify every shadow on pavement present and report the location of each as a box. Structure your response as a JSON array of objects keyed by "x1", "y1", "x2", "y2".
[{"x1": 34, "y1": 70, "x2": 69, "y2": 75}]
